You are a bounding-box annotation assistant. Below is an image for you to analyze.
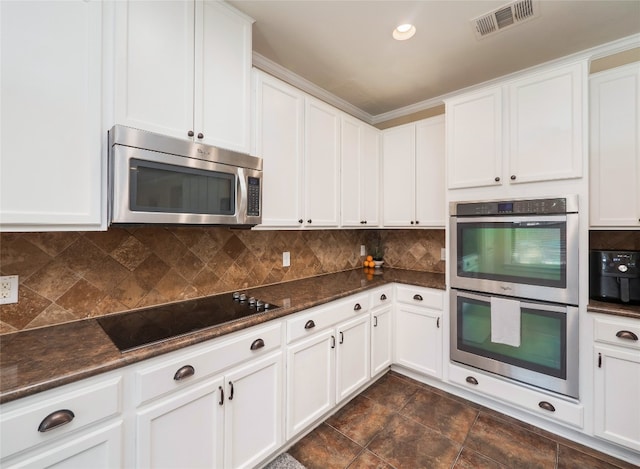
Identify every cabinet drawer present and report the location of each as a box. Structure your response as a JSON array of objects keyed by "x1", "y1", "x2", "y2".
[
  {"x1": 371, "y1": 286, "x2": 393, "y2": 308},
  {"x1": 594, "y1": 315, "x2": 640, "y2": 350},
  {"x1": 449, "y1": 364, "x2": 583, "y2": 428},
  {"x1": 136, "y1": 322, "x2": 282, "y2": 406},
  {"x1": 396, "y1": 285, "x2": 443, "y2": 310},
  {"x1": 0, "y1": 375, "x2": 122, "y2": 460},
  {"x1": 287, "y1": 293, "x2": 369, "y2": 343}
]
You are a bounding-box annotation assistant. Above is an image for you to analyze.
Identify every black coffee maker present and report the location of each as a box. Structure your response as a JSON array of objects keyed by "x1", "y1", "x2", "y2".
[{"x1": 590, "y1": 250, "x2": 640, "y2": 304}]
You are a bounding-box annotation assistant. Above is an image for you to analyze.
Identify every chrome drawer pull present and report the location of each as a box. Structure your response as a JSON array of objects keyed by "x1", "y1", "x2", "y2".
[
  {"x1": 304, "y1": 320, "x2": 316, "y2": 329},
  {"x1": 465, "y1": 376, "x2": 478, "y2": 385},
  {"x1": 354, "y1": 303, "x2": 362, "y2": 311},
  {"x1": 413, "y1": 294, "x2": 423, "y2": 301},
  {"x1": 38, "y1": 409, "x2": 75, "y2": 432},
  {"x1": 173, "y1": 365, "x2": 195, "y2": 381},
  {"x1": 616, "y1": 330, "x2": 639, "y2": 341},
  {"x1": 538, "y1": 401, "x2": 556, "y2": 412},
  {"x1": 250, "y1": 338, "x2": 265, "y2": 350}
]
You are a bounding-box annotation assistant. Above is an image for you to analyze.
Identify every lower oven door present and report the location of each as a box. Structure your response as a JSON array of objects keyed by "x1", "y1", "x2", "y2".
[{"x1": 450, "y1": 289, "x2": 579, "y2": 398}]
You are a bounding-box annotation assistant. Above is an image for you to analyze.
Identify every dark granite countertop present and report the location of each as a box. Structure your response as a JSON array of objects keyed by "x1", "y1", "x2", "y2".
[
  {"x1": 587, "y1": 300, "x2": 640, "y2": 320},
  {"x1": 0, "y1": 268, "x2": 444, "y2": 404}
]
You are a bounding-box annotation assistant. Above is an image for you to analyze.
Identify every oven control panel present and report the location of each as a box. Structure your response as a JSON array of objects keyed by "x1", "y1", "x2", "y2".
[{"x1": 452, "y1": 196, "x2": 575, "y2": 216}]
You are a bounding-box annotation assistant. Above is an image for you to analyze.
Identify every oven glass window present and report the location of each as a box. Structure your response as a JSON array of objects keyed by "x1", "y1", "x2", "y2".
[
  {"x1": 457, "y1": 296, "x2": 566, "y2": 379},
  {"x1": 130, "y1": 159, "x2": 235, "y2": 215},
  {"x1": 457, "y1": 221, "x2": 566, "y2": 288}
]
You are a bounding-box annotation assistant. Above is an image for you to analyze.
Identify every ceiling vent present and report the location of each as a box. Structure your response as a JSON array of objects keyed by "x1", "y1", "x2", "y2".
[{"x1": 471, "y1": 0, "x2": 539, "y2": 39}]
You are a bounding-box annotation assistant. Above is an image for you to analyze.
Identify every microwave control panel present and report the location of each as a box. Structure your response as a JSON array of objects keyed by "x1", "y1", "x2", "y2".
[
  {"x1": 247, "y1": 177, "x2": 261, "y2": 216},
  {"x1": 453, "y1": 197, "x2": 573, "y2": 216}
]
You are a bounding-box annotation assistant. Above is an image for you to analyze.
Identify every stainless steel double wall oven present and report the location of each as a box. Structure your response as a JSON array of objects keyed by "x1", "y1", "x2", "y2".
[{"x1": 449, "y1": 196, "x2": 580, "y2": 398}]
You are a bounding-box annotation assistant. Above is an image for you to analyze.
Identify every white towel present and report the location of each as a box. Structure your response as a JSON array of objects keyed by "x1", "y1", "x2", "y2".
[{"x1": 490, "y1": 296, "x2": 521, "y2": 347}]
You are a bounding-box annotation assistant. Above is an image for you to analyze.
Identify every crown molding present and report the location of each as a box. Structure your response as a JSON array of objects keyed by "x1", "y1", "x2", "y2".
[
  {"x1": 253, "y1": 33, "x2": 640, "y2": 126},
  {"x1": 252, "y1": 52, "x2": 374, "y2": 124}
]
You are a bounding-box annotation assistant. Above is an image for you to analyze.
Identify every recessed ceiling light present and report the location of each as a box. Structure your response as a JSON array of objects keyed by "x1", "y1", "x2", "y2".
[{"x1": 393, "y1": 23, "x2": 416, "y2": 41}]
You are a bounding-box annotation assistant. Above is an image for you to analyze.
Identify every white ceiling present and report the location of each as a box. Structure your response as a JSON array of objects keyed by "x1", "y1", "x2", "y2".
[{"x1": 229, "y1": 0, "x2": 640, "y2": 119}]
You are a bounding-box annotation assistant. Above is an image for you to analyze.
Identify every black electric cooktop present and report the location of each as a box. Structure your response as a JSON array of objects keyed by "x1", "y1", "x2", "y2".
[{"x1": 97, "y1": 292, "x2": 279, "y2": 352}]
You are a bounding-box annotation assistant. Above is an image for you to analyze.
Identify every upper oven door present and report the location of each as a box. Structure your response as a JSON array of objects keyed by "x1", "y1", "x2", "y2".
[
  {"x1": 450, "y1": 214, "x2": 579, "y2": 305},
  {"x1": 110, "y1": 145, "x2": 261, "y2": 225}
]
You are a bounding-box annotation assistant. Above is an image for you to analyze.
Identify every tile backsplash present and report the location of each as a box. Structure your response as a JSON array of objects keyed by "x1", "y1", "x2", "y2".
[{"x1": 0, "y1": 228, "x2": 444, "y2": 334}]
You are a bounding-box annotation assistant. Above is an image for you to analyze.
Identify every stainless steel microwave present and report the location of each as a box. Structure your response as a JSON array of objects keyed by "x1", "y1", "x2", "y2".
[{"x1": 108, "y1": 126, "x2": 262, "y2": 226}]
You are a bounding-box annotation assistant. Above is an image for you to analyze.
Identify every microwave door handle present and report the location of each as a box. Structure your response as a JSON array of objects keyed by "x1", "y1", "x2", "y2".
[{"x1": 237, "y1": 168, "x2": 247, "y2": 224}]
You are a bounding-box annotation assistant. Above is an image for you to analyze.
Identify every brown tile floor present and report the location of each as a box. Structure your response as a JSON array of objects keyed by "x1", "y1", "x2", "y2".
[{"x1": 288, "y1": 371, "x2": 638, "y2": 469}]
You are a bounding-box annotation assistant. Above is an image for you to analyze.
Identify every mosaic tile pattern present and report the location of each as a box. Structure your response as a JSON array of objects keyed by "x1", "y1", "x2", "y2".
[{"x1": 0, "y1": 228, "x2": 445, "y2": 333}]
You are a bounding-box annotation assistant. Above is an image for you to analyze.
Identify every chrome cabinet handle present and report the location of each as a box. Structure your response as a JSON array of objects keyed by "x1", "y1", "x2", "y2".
[
  {"x1": 354, "y1": 303, "x2": 362, "y2": 311},
  {"x1": 538, "y1": 401, "x2": 555, "y2": 412},
  {"x1": 465, "y1": 376, "x2": 478, "y2": 385},
  {"x1": 304, "y1": 320, "x2": 316, "y2": 329},
  {"x1": 413, "y1": 294, "x2": 423, "y2": 301},
  {"x1": 250, "y1": 338, "x2": 265, "y2": 350},
  {"x1": 380, "y1": 294, "x2": 387, "y2": 301},
  {"x1": 616, "y1": 330, "x2": 639, "y2": 341},
  {"x1": 38, "y1": 409, "x2": 75, "y2": 432},
  {"x1": 173, "y1": 365, "x2": 195, "y2": 381}
]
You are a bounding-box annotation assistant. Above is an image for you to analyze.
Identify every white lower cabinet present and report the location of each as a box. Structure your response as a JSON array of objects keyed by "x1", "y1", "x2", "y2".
[
  {"x1": 370, "y1": 287, "x2": 393, "y2": 376},
  {"x1": 593, "y1": 315, "x2": 640, "y2": 451},
  {"x1": 0, "y1": 373, "x2": 123, "y2": 468},
  {"x1": 133, "y1": 321, "x2": 284, "y2": 469},
  {"x1": 285, "y1": 294, "x2": 370, "y2": 439},
  {"x1": 394, "y1": 285, "x2": 443, "y2": 378}
]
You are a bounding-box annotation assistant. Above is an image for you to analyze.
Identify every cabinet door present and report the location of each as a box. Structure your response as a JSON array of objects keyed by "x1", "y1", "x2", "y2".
[
  {"x1": 415, "y1": 115, "x2": 445, "y2": 226},
  {"x1": 136, "y1": 377, "x2": 224, "y2": 469},
  {"x1": 196, "y1": 1, "x2": 252, "y2": 153},
  {"x1": 508, "y1": 62, "x2": 584, "y2": 184},
  {"x1": 336, "y1": 314, "x2": 370, "y2": 403},
  {"x1": 394, "y1": 304, "x2": 442, "y2": 378},
  {"x1": 304, "y1": 98, "x2": 340, "y2": 227},
  {"x1": 590, "y1": 64, "x2": 640, "y2": 227},
  {"x1": 382, "y1": 124, "x2": 416, "y2": 226},
  {"x1": 362, "y1": 124, "x2": 381, "y2": 227},
  {"x1": 341, "y1": 116, "x2": 364, "y2": 227},
  {"x1": 253, "y1": 71, "x2": 304, "y2": 227},
  {"x1": 0, "y1": 0, "x2": 104, "y2": 230},
  {"x1": 371, "y1": 305, "x2": 393, "y2": 376},
  {"x1": 114, "y1": 0, "x2": 194, "y2": 140},
  {"x1": 224, "y1": 351, "x2": 283, "y2": 469},
  {"x1": 446, "y1": 87, "x2": 502, "y2": 189},
  {"x1": 2, "y1": 421, "x2": 122, "y2": 469},
  {"x1": 286, "y1": 329, "x2": 335, "y2": 439},
  {"x1": 594, "y1": 344, "x2": 640, "y2": 451}
]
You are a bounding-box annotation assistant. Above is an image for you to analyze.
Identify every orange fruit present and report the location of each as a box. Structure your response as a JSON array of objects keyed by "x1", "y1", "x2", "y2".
[{"x1": 366, "y1": 255, "x2": 373, "y2": 262}]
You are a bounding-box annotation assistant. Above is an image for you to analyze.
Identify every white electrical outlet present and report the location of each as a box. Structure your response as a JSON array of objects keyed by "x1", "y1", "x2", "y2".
[
  {"x1": 360, "y1": 245, "x2": 366, "y2": 256},
  {"x1": 283, "y1": 251, "x2": 290, "y2": 267},
  {"x1": 441, "y1": 248, "x2": 447, "y2": 261},
  {"x1": 0, "y1": 275, "x2": 19, "y2": 305}
]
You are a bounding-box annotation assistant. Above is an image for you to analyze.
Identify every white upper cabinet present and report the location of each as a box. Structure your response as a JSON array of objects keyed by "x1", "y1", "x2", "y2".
[
  {"x1": 304, "y1": 98, "x2": 341, "y2": 227},
  {"x1": 253, "y1": 71, "x2": 305, "y2": 228},
  {"x1": 382, "y1": 115, "x2": 445, "y2": 227},
  {"x1": 114, "y1": 0, "x2": 253, "y2": 153},
  {"x1": 0, "y1": 0, "x2": 106, "y2": 231},
  {"x1": 446, "y1": 62, "x2": 585, "y2": 190},
  {"x1": 341, "y1": 115, "x2": 380, "y2": 227},
  {"x1": 589, "y1": 63, "x2": 640, "y2": 228}
]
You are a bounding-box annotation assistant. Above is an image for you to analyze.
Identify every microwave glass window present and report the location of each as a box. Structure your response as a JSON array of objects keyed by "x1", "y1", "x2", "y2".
[
  {"x1": 457, "y1": 221, "x2": 566, "y2": 288},
  {"x1": 456, "y1": 296, "x2": 566, "y2": 379},
  {"x1": 130, "y1": 159, "x2": 235, "y2": 215}
]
